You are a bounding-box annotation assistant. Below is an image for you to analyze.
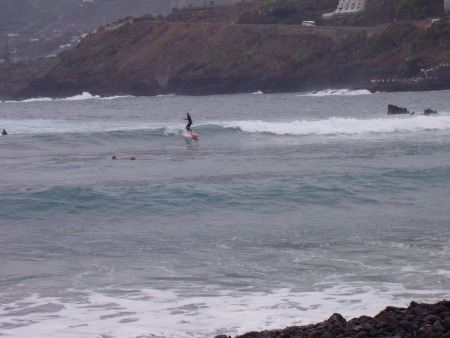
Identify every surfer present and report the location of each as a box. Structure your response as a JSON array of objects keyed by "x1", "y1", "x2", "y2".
[
  {"x1": 112, "y1": 156, "x2": 117, "y2": 160},
  {"x1": 2, "y1": 129, "x2": 7, "y2": 136},
  {"x1": 183, "y1": 112, "x2": 193, "y2": 133}
]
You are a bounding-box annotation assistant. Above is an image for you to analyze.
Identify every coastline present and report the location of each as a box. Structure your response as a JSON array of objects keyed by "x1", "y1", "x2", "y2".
[
  {"x1": 5, "y1": 80, "x2": 450, "y2": 102},
  {"x1": 217, "y1": 300, "x2": 450, "y2": 338}
]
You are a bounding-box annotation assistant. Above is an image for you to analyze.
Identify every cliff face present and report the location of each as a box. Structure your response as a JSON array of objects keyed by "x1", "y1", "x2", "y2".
[
  {"x1": 21, "y1": 15, "x2": 450, "y2": 99},
  {"x1": 16, "y1": 0, "x2": 450, "y2": 99},
  {"x1": 19, "y1": 21, "x2": 363, "y2": 98},
  {"x1": 0, "y1": 58, "x2": 60, "y2": 101}
]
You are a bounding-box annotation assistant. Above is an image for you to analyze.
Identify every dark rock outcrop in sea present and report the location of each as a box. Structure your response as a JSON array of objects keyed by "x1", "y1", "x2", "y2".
[
  {"x1": 214, "y1": 300, "x2": 450, "y2": 338},
  {"x1": 387, "y1": 104, "x2": 411, "y2": 115},
  {"x1": 423, "y1": 109, "x2": 438, "y2": 115},
  {"x1": 386, "y1": 105, "x2": 439, "y2": 116}
]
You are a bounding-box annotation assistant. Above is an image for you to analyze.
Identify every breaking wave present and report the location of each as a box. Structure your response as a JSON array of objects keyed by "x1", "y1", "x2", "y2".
[
  {"x1": 3, "y1": 115, "x2": 450, "y2": 137},
  {"x1": 214, "y1": 115, "x2": 450, "y2": 136},
  {"x1": 0, "y1": 283, "x2": 448, "y2": 338},
  {"x1": 303, "y1": 89, "x2": 372, "y2": 96},
  {"x1": 6, "y1": 92, "x2": 133, "y2": 103}
]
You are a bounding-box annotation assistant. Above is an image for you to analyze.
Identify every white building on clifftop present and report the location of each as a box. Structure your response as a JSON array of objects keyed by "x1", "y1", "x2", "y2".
[
  {"x1": 445, "y1": 0, "x2": 450, "y2": 12},
  {"x1": 323, "y1": 0, "x2": 366, "y2": 18}
]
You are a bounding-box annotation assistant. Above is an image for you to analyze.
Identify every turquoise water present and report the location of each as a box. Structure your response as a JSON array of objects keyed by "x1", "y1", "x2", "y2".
[{"x1": 1, "y1": 90, "x2": 450, "y2": 337}]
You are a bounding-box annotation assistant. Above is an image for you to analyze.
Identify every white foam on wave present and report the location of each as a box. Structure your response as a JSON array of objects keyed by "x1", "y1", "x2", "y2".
[
  {"x1": 0, "y1": 117, "x2": 196, "y2": 136},
  {"x1": 5, "y1": 92, "x2": 133, "y2": 103},
  {"x1": 214, "y1": 115, "x2": 450, "y2": 136},
  {"x1": 17, "y1": 97, "x2": 53, "y2": 103},
  {"x1": 3, "y1": 115, "x2": 450, "y2": 137},
  {"x1": 251, "y1": 90, "x2": 263, "y2": 95},
  {"x1": 0, "y1": 283, "x2": 448, "y2": 338},
  {"x1": 99, "y1": 95, "x2": 133, "y2": 100},
  {"x1": 303, "y1": 89, "x2": 372, "y2": 96},
  {"x1": 63, "y1": 92, "x2": 100, "y2": 101},
  {"x1": 0, "y1": 119, "x2": 169, "y2": 135}
]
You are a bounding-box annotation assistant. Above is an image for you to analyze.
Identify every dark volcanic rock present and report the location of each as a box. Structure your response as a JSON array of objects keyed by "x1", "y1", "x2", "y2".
[
  {"x1": 388, "y1": 104, "x2": 410, "y2": 115},
  {"x1": 424, "y1": 108, "x2": 438, "y2": 115},
  {"x1": 216, "y1": 300, "x2": 450, "y2": 338}
]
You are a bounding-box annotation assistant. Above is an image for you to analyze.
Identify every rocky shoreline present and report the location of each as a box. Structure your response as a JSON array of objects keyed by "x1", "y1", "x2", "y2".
[
  {"x1": 215, "y1": 300, "x2": 450, "y2": 338},
  {"x1": 10, "y1": 71, "x2": 450, "y2": 101}
]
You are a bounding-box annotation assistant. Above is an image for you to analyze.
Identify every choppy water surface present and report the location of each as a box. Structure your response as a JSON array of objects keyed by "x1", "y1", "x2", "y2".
[{"x1": 1, "y1": 90, "x2": 450, "y2": 337}]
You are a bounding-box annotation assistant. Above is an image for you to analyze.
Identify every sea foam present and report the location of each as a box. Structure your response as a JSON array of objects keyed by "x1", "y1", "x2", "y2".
[
  {"x1": 0, "y1": 119, "x2": 167, "y2": 135},
  {"x1": 303, "y1": 89, "x2": 372, "y2": 96},
  {"x1": 4, "y1": 115, "x2": 450, "y2": 137},
  {"x1": 0, "y1": 283, "x2": 448, "y2": 338},
  {"x1": 5, "y1": 92, "x2": 132, "y2": 103},
  {"x1": 214, "y1": 115, "x2": 450, "y2": 136}
]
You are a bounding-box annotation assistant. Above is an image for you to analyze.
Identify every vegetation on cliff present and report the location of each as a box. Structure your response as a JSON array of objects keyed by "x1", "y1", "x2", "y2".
[
  {"x1": 347, "y1": 0, "x2": 445, "y2": 26},
  {"x1": 0, "y1": 57, "x2": 59, "y2": 100},
  {"x1": 167, "y1": 0, "x2": 445, "y2": 27}
]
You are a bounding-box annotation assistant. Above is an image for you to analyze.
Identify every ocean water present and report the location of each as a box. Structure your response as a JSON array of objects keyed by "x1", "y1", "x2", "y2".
[{"x1": 1, "y1": 90, "x2": 450, "y2": 338}]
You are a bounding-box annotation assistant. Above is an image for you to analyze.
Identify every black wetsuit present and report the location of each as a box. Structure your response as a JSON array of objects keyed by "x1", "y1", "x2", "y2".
[
  {"x1": 185, "y1": 115, "x2": 193, "y2": 132},
  {"x1": 1, "y1": 130, "x2": 7, "y2": 136}
]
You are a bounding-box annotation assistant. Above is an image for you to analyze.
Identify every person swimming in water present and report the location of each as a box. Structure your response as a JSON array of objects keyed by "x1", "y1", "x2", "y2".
[
  {"x1": 183, "y1": 112, "x2": 193, "y2": 133},
  {"x1": 2, "y1": 129, "x2": 7, "y2": 136}
]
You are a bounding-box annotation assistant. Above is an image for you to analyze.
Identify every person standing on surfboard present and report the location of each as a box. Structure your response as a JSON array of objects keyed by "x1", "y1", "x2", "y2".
[{"x1": 183, "y1": 112, "x2": 193, "y2": 133}]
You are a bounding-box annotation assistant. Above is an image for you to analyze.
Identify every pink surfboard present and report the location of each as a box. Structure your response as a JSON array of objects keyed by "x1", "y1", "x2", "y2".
[{"x1": 188, "y1": 131, "x2": 199, "y2": 137}]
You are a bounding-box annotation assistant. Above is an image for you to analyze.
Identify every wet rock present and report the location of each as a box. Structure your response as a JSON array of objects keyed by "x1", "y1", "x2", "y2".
[
  {"x1": 424, "y1": 108, "x2": 438, "y2": 115},
  {"x1": 439, "y1": 311, "x2": 450, "y2": 318},
  {"x1": 329, "y1": 323, "x2": 346, "y2": 335},
  {"x1": 362, "y1": 323, "x2": 373, "y2": 331},
  {"x1": 327, "y1": 313, "x2": 347, "y2": 325},
  {"x1": 398, "y1": 320, "x2": 409, "y2": 328},
  {"x1": 387, "y1": 104, "x2": 410, "y2": 115},
  {"x1": 367, "y1": 328, "x2": 378, "y2": 336},
  {"x1": 232, "y1": 300, "x2": 450, "y2": 338},
  {"x1": 432, "y1": 304, "x2": 447, "y2": 314},
  {"x1": 443, "y1": 316, "x2": 450, "y2": 327},
  {"x1": 425, "y1": 314, "x2": 441, "y2": 323},
  {"x1": 432, "y1": 320, "x2": 445, "y2": 332},
  {"x1": 359, "y1": 315, "x2": 371, "y2": 323}
]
